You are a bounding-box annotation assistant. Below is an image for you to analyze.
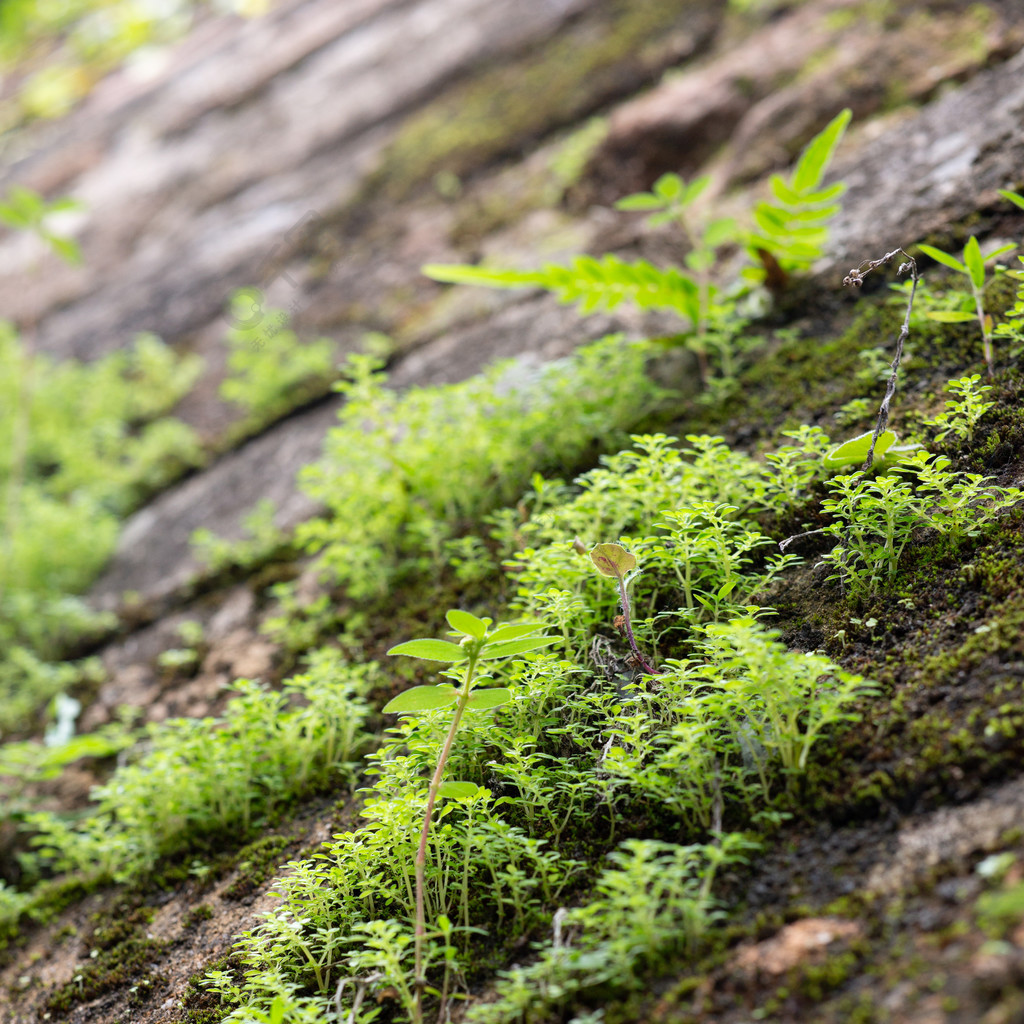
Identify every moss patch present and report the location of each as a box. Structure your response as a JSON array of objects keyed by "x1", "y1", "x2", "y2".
[{"x1": 44, "y1": 901, "x2": 167, "y2": 1016}]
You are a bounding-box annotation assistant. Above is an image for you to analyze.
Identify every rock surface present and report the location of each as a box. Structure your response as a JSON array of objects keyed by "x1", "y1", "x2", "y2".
[{"x1": 3, "y1": 0, "x2": 1024, "y2": 1021}]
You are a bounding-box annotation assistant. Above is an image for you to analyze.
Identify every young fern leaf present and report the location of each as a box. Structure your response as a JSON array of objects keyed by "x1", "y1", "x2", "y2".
[
  {"x1": 747, "y1": 108, "x2": 852, "y2": 281},
  {"x1": 424, "y1": 254, "x2": 701, "y2": 325}
]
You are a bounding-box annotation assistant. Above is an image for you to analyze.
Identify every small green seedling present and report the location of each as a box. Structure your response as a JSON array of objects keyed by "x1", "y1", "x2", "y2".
[
  {"x1": 918, "y1": 234, "x2": 1017, "y2": 376},
  {"x1": 927, "y1": 374, "x2": 994, "y2": 443},
  {"x1": 385, "y1": 610, "x2": 558, "y2": 1023},
  {"x1": 589, "y1": 543, "x2": 659, "y2": 676}
]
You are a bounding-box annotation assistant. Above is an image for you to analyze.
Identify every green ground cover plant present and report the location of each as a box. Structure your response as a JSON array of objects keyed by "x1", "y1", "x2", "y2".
[
  {"x1": 294, "y1": 334, "x2": 666, "y2": 604},
  {"x1": 0, "y1": 185, "x2": 208, "y2": 738},
  {"x1": 7, "y1": 83, "x2": 1024, "y2": 1024},
  {"x1": 384, "y1": 611, "x2": 559, "y2": 1023},
  {"x1": 220, "y1": 298, "x2": 337, "y2": 440},
  {"x1": 925, "y1": 374, "x2": 995, "y2": 444},
  {"x1": 0, "y1": 323, "x2": 203, "y2": 736},
  {"x1": 819, "y1": 450, "x2": 1023, "y2": 598},
  {"x1": 196, "y1": 416, "x2": 890, "y2": 1023},
  {"x1": 0, "y1": 652, "x2": 374, "y2": 946},
  {"x1": 464, "y1": 833, "x2": 757, "y2": 1024}
]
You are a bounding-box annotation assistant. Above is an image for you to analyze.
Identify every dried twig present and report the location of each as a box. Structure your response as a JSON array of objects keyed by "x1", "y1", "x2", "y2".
[
  {"x1": 336, "y1": 971, "x2": 384, "y2": 1024},
  {"x1": 778, "y1": 250, "x2": 920, "y2": 576},
  {"x1": 843, "y1": 248, "x2": 919, "y2": 471}
]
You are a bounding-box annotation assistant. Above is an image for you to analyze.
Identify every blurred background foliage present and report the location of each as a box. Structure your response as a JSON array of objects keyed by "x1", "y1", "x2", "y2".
[{"x1": 0, "y1": 0, "x2": 268, "y2": 132}]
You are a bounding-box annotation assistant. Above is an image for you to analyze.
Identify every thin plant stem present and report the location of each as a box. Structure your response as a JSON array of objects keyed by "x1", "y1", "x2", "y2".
[
  {"x1": 617, "y1": 577, "x2": 659, "y2": 676},
  {"x1": 412, "y1": 652, "x2": 477, "y2": 1024},
  {"x1": 972, "y1": 284, "x2": 994, "y2": 377}
]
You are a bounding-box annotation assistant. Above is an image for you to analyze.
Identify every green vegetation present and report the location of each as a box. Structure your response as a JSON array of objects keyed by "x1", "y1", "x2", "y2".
[
  {"x1": 746, "y1": 107, "x2": 852, "y2": 283},
  {"x1": 918, "y1": 222, "x2": 1018, "y2": 376},
  {"x1": 220, "y1": 297, "x2": 338, "y2": 440},
  {"x1": 383, "y1": 613, "x2": 559, "y2": 1023},
  {"x1": 5, "y1": 49, "x2": 1024, "y2": 1024},
  {"x1": 0, "y1": 189, "x2": 204, "y2": 738},
  {"x1": 925, "y1": 374, "x2": 995, "y2": 443},
  {"x1": 295, "y1": 335, "x2": 666, "y2": 604},
  {"x1": 0, "y1": 0, "x2": 264, "y2": 130},
  {"x1": 1, "y1": 652, "x2": 373, "y2": 943},
  {"x1": 819, "y1": 450, "x2": 1022, "y2": 598},
  {"x1": 0, "y1": 325, "x2": 203, "y2": 736},
  {"x1": 427, "y1": 109, "x2": 851, "y2": 399}
]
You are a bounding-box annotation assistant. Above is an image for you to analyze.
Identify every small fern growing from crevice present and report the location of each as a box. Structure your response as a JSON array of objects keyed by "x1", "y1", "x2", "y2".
[{"x1": 425, "y1": 108, "x2": 851, "y2": 400}]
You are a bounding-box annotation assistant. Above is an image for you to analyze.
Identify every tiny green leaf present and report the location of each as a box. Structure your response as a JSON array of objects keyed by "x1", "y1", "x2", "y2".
[
  {"x1": 984, "y1": 242, "x2": 1018, "y2": 263},
  {"x1": 386, "y1": 639, "x2": 468, "y2": 662},
  {"x1": 465, "y1": 687, "x2": 512, "y2": 711},
  {"x1": 479, "y1": 636, "x2": 560, "y2": 660},
  {"x1": 46, "y1": 234, "x2": 82, "y2": 266},
  {"x1": 824, "y1": 430, "x2": 896, "y2": 469},
  {"x1": 681, "y1": 176, "x2": 710, "y2": 204},
  {"x1": 926, "y1": 311, "x2": 977, "y2": 323},
  {"x1": 615, "y1": 193, "x2": 665, "y2": 211},
  {"x1": 917, "y1": 244, "x2": 966, "y2": 274},
  {"x1": 998, "y1": 189, "x2": 1024, "y2": 212},
  {"x1": 963, "y1": 235, "x2": 985, "y2": 291},
  {"x1": 438, "y1": 781, "x2": 480, "y2": 799},
  {"x1": 486, "y1": 622, "x2": 545, "y2": 644},
  {"x1": 653, "y1": 173, "x2": 684, "y2": 200},
  {"x1": 382, "y1": 685, "x2": 459, "y2": 714},
  {"x1": 590, "y1": 542, "x2": 636, "y2": 579},
  {"x1": 791, "y1": 108, "x2": 851, "y2": 194},
  {"x1": 445, "y1": 609, "x2": 487, "y2": 639}
]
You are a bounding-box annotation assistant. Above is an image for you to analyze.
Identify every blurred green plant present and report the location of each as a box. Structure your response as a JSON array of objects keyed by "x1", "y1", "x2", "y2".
[
  {"x1": 0, "y1": 0, "x2": 267, "y2": 130},
  {"x1": 221, "y1": 296, "x2": 337, "y2": 438},
  {"x1": 0, "y1": 188, "x2": 204, "y2": 737},
  {"x1": 918, "y1": 233, "x2": 1017, "y2": 376}
]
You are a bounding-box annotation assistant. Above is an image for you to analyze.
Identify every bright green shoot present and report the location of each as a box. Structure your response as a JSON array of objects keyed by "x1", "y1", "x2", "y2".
[
  {"x1": 385, "y1": 610, "x2": 558, "y2": 1023},
  {"x1": 918, "y1": 234, "x2": 1017, "y2": 376},
  {"x1": 926, "y1": 374, "x2": 995, "y2": 443}
]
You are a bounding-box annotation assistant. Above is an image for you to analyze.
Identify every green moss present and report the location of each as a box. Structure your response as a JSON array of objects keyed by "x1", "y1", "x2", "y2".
[
  {"x1": 668, "y1": 300, "x2": 903, "y2": 444},
  {"x1": 181, "y1": 954, "x2": 242, "y2": 1024},
  {"x1": 367, "y1": 0, "x2": 716, "y2": 201},
  {"x1": 44, "y1": 919, "x2": 167, "y2": 1015},
  {"x1": 222, "y1": 833, "x2": 295, "y2": 901}
]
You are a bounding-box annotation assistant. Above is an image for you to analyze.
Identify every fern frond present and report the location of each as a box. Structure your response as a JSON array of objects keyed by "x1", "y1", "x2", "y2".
[{"x1": 425, "y1": 254, "x2": 701, "y2": 324}]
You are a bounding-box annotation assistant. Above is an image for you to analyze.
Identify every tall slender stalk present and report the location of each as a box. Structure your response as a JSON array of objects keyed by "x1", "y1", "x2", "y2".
[{"x1": 411, "y1": 650, "x2": 477, "y2": 1024}]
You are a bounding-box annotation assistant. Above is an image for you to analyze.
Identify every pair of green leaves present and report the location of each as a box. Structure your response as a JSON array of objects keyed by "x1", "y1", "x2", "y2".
[
  {"x1": 824, "y1": 430, "x2": 920, "y2": 471},
  {"x1": 919, "y1": 233, "x2": 1017, "y2": 314},
  {"x1": 382, "y1": 609, "x2": 558, "y2": 716}
]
